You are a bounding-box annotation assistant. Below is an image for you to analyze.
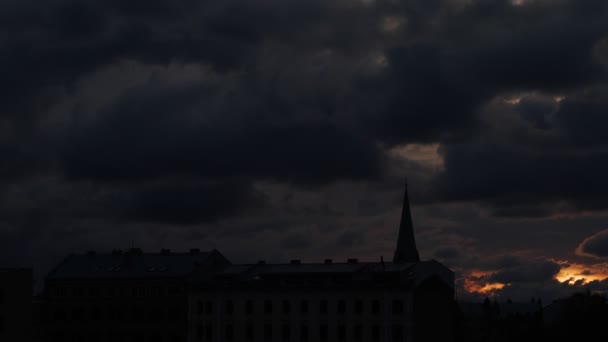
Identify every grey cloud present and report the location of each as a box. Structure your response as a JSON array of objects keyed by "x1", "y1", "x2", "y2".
[
  {"x1": 488, "y1": 259, "x2": 562, "y2": 284},
  {"x1": 577, "y1": 229, "x2": 608, "y2": 258},
  {"x1": 3, "y1": 0, "x2": 608, "y2": 301}
]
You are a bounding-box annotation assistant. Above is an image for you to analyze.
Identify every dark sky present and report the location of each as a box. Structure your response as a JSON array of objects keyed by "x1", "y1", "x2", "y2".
[{"x1": 3, "y1": 0, "x2": 608, "y2": 302}]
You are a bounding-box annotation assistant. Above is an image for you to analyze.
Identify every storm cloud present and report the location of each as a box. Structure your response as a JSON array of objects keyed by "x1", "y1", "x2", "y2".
[
  {"x1": 3, "y1": 0, "x2": 608, "y2": 300},
  {"x1": 577, "y1": 230, "x2": 608, "y2": 258}
]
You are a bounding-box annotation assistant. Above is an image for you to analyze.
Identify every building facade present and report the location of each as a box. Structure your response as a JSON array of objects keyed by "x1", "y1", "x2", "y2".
[
  {"x1": 187, "y1": 184, "x2": 456, "y2": 342},
  {"x1": 0, "y1": 268, "x2": 33, "y2": 342},
  {"x1": 37, "y1": 183, "x2": 456, "y2": 342},
  {"x1": 188, "y1": 260, "x2": 454, "y2": 342},
  {"x1": 38, "y1": 249, "x2": 230, "y2": 342}
]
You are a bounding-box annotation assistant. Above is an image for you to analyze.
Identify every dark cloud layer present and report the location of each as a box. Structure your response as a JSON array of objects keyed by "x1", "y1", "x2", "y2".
[
  {"x1": 3, "y1": 0, "x2": 608, "y2": 300},
  {"x1": 577, "y1": 229, "x2": 608, "y2": 258},
  {"x1": 488, "y1": 259, "x2": 561, "y2": 284},
  {"x1": 63, "y1": 80, "x2": 385, "y2": 185}
]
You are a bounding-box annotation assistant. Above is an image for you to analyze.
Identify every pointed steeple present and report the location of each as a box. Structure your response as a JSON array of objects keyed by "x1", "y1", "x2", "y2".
[{"x1": 393, "y1": 179, "x2": 420, "y2": 263}]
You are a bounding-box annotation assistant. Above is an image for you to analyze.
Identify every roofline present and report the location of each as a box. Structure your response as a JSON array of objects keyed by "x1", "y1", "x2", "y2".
[{"x1": 45, "y1": 254, "x2": 75, "y2": 280}]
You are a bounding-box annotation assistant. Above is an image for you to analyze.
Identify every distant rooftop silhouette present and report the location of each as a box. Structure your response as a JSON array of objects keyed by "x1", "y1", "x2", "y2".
[{"x1": 46, "y1": 248, "x2": 226, "y2": 279}]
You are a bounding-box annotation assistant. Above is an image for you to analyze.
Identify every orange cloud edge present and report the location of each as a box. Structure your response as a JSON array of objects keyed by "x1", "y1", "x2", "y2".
[{"x1": 463, "y1": 260, "x2": 608, "y2": 296}]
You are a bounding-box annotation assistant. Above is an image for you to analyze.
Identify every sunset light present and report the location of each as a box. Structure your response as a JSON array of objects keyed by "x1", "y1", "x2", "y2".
[
  {"x1": 464, "y1": 270, "x2": 508, "y2": 296},
  {"x1": 4, "y1": 0, "x2": 608, "y2": 340},
  {"x1": 554, "y1": 261, "x2": 608, "y2": 285}
]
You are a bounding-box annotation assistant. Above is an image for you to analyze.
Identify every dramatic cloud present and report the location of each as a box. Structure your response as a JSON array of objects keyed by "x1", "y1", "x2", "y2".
[
  {"x1": 3, "y1": 0, "x2": 608, "y2": 301},
  {"x1": 577, "y1": 230, "x2": 608, "y2": 258},
  {"x1": 488, "y1": 259, "x2": 561, "y2": 284}
]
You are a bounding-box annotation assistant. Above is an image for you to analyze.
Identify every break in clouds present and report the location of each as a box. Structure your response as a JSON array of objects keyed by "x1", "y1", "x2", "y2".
[{"x1": 3, "y1": 0, "x2": 608, "y2": 301}]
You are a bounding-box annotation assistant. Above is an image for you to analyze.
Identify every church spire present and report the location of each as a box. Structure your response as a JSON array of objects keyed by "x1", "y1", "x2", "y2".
[{"x1": 393, "y1": 179, "x2": 420, "y2": 264}]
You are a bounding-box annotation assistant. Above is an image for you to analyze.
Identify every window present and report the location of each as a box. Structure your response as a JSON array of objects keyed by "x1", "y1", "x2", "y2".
[
  {"x1": 320, "y1": 324, "x2": 328, "y2": 341},
  {"x1": 282, "y1": 324, "x2": 291, "y2": 340},
  {"x1": 225, "y1": 324, "x2": 234, "y2": 341},
  {"x1": 205, "y1": 324, "x2": 213, "y2": 341},
  {"x1": 89, "y1": 287, "x2": 100, "y2": 297},
  {"x1": 300, "y1": 300, "x2": 309, "y2": 314},
  {"x1": 355, "y1": 299, "x2": 363, "y2": 314},
  {"x1": 225, "y1": 300, "x2": 234, "y2": 315},
  {"x1": 89, "y1": 307, "x2": 101, "y2": 321},
  {"x1": 133, "y1": 307, "x2": 146, "y2": 322},
  {"x1": 168, "y1": 285, "x2": 182, "y2": 295},
  {"x1": 300, "y1": 325, "x2": 309, "y2": 341},
  {"x1": 282, "y1": 300, "x2": 291, "y2": 314},
  {"x1": 196, "y1": 324, "x2": 203, "y2": 341},
  {"x1": 205, "y1": 301, "x2": 214, "y2": 314},
  {"x1": 338, "y1": 324, "x2": 346, "y2": 341},
  {"x1": 354, "y1": 324, "x2": 363, "y2": 341},
  {"x1": 264, "y1": 324, "x2": 272, "y2": 341},
  {"x1": 246, "y1": 300, "x2": 254, "y2": 315},
  {"x1": 72, "y1": 307, "x2": 84, "y2": 321},
  {"x1": 54, "y1": 309, "x2": 66, "y2": 322},
  {"x1": 73, "y1": 287, "x2": 84, "y2": 297},
  {"x1": 392, "y1": 324, "x2": 403, "y2": 341},
  {"x1": 59, "y1": 287, "x2": 66, "y2": 297},
  {"x1": 197, "y1": 301, "x2": 204, "y2": 316},
  {"x1": 246, "y1": 324, "x2": 254, "y2": 341},
  {"x1": 320, "y1": 300, "x2": 328, "y2": 314},
  {"x1": 168, "y1": 306, "x2": 181, "y2": 322},
  {"x1": 372, "y1": 300, "x2": 380, "y2": 314},
  {"x1": 372, "y1": 325, "x2": 381, "y2": 341},
  {"x1": 152, "y1": 286, "x2": 163, "y2": 296},
  {"x1": 337, "y1": 300, "x2": 346, "y2": 314},
  {"x1": 264, "y1": 299, "x2": 273, "y2": 314},
  {"x1": 392, "y1": 300, "x2": 404, "y2": 315}
]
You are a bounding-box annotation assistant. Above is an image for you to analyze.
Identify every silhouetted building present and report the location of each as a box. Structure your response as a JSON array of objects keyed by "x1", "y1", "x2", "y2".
[
  {"x1": 0, "y1": 268, "x2": 33, "y2": 342},
  {"x1": 188, "y1": 183, "x2": 455, "y2": 342},
  {"x1": 38, "y1": 249, "x2": 230, "y2": 342},
  {"x1": 458, "y1": 299, "x2": 544, "y2": 342},
  {"x1": 38, "y1": 183, "x2": 455, "y2": 341},
  {"x1": 189, "y1": 260, "x2": 453, "y2": 342}
]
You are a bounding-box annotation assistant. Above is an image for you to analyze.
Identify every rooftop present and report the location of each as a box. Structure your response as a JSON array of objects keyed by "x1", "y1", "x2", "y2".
[
  {"x1": 202, "y1": 259, "x2": 454, "y2": 291},
  {"x1": 46, "y1": 249, "x2": 228, "y2": 280}
]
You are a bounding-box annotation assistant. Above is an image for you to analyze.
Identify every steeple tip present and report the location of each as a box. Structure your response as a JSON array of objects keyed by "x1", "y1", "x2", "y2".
[{"x1": 393, "y1": 178, "x2": 420, "y2": 264}]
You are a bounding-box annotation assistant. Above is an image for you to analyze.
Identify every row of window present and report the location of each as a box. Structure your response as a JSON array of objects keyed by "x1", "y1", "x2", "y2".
[
  {"x1": 197, "y1": 299, "x2": 405, "y2": 316},
  {"x1": 51, "y1": 285, "x2": 184, "y2": 298},
  {"x1": 49, "y1": 333, "x2": 185, "y2": 342},
  {"x1": 196, "y1": 323, "x2": 405, "y2": 341},
  {"x1": 52, "y1": 307, "x2": 184, "y2": 323}
]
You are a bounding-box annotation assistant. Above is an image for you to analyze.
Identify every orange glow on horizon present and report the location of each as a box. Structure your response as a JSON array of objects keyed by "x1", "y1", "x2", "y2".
[
  {"x1": 464, "y1": 270, "x2": 508, "y2": 296},
  {"x1": 463, "y1": 260, "x2": 608, "y2": 297},
  {"x1": 554, "y1": 260, "x2": 608, "y2": 285}
]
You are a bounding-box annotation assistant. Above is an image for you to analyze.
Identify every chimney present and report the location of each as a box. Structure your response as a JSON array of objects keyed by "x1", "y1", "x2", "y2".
[
  {"x1": 324, "y1": 259, "x2": 333, "y2": 264},
  {"x1": 347, "y1": 258, "x2": 358, "y2": 264},
  {"x1": 258, "y1": 260, "x2": 266, "y2": 265},
  {"x1": 129, "y1": 248, "x2": 143, "y2": 255},
  {"x1": 290, "y1": 259, "x2": 301, "y2": 265}
]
